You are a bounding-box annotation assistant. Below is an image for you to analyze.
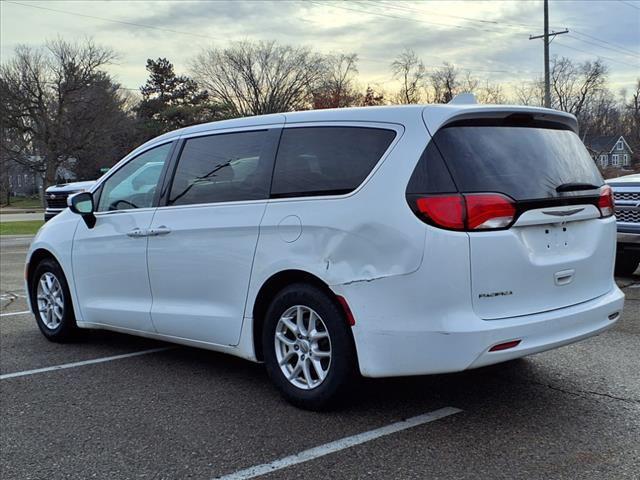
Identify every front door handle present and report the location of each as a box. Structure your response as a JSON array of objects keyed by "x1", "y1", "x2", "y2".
[
  {"x1": 148, "y1": 225, "x2": 172, "y2": 236},
  {"x1": 127, "y1": 228, "x2": 148, "y2": 238}
]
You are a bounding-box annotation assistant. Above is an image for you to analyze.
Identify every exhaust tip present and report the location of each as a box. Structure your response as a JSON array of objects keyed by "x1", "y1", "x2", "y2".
[{"x1": 608, "y1": 312, "x2": 620, "y2": 321}]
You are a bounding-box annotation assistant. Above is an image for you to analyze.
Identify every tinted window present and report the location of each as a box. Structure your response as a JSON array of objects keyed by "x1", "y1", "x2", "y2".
[
  {"x1": 169, "y1": 130, "x2": 271, "y2": 206},
  {"x1": 433, "y1": 126, "x2": 603, "y2": 200},
  {"x1": 406, "y1": 141, "x2": 457, "y2": 194},
  {"x1": 97, "y1": 143, "x2": 171, "y2": 212},
  {"x1": 271, "y1": 127, "x2": 396, "y2": 197}
]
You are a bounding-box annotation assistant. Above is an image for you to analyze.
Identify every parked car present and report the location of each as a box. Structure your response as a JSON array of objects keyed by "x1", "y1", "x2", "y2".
[
  {"x1": 25, "y1": 102, "x2": 625, "y2": 409},
  {"x1": 44, "y1": 181, "x2": 95, "y2": 221},
  {"x1": 607, "y1": 173, "x2": 640, "y2": 276}
]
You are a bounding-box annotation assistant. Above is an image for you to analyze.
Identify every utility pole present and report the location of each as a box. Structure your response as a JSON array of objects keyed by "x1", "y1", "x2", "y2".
[{"x1": 529, "y1": 0, "x2": 568, "y2": 108}]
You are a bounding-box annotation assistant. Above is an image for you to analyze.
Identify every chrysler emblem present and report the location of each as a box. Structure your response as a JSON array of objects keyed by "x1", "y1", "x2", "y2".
[{"x1": 541, "y1": 208, "x2": 585, "y2": 217}]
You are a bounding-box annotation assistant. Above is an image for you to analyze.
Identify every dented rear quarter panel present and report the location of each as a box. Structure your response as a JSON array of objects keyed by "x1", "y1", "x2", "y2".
[{"x1": 246, "y1": 116, "x2": 430, "y2": 318}]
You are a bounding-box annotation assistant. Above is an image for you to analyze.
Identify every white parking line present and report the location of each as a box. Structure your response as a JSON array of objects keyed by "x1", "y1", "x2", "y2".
[
  {"x1": 0, "y1": 347, "x2": 175, "y2": 380},
  {"x1": 214, "y1": 407, "x2": 462, "y2": 480},
  {"x1": 0, "y1": 310, "x2": 31, "y2": 317}
]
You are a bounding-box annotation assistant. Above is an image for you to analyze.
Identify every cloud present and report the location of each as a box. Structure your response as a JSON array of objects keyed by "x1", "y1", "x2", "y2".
[{"x1": 1, "y1": 0, "x2": 638, "y2": 93}]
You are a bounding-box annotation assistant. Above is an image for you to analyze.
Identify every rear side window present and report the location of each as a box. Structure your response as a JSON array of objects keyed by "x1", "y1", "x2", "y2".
[
  {"x1": 168, "y1": 130, "x2": 271, "y2": 206},
  {"x1": 406, "y1": 141, "x2": 457, "y2": 194},
  {"x1": 271, "y1": 126, "x2": 396, "y2": 197},
  {"x1": 432, "y1": 125, "x2": 603, "y2": 201}
]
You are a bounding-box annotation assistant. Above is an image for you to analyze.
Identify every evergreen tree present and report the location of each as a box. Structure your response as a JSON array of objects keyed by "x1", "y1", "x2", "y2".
[{"x1": 136, "y1": 58, "x2": 224, "y2": 139}]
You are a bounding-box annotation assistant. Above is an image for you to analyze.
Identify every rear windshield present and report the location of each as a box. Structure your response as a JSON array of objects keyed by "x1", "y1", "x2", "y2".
[{"x1": 432, "y1": 126, "x2": 603, "y2": 201}]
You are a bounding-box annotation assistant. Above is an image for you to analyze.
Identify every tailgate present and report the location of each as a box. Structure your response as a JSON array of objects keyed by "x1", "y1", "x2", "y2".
[
  {"x1": 426, "y1": 114, "x2": 615, "y2": 319},
  {"x1": 470, "y1": 207, "x2": 615, "y2": 319}
]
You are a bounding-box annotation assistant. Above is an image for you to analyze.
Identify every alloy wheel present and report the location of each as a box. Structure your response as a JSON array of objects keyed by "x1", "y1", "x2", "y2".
[
  {"x1": 36, "y1": 272, "x2": 64, "y2": 330},
  {"x1": 274, "y1": 305, "x2": 332, "y2": 390}
]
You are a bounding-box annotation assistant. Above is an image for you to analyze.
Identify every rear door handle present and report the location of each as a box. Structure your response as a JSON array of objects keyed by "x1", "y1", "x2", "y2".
[
  {"x1": 127, "y1": 228, "x2": 148, "y2": 238},
  {"x1": 148, "y1": 226, "x2": 172, "y2": 236}
]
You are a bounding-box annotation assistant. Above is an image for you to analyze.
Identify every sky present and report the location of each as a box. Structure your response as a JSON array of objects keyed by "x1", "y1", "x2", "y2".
[{"x1": 1, "y1": 0, "x2": 639, "y2": 97}]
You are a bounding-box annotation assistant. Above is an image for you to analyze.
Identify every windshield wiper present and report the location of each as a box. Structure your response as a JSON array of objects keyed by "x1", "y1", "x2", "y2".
[{"x1": 555, "y1": 182, "x2": 601, "y2": 193}]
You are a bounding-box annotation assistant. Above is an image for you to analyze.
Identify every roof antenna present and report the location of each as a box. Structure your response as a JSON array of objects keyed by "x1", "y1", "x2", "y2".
[{"x1": 448, "y1": 93, "x2": 477, "y2": 105}]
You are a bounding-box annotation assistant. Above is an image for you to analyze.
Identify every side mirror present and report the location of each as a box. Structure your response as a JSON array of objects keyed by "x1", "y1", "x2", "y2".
[{"x1": 68, "y1": 192, "x2": 96, "y2": 228}]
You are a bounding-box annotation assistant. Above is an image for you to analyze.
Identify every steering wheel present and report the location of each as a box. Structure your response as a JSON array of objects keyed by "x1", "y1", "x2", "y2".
[{"x1": 110, "y1": 199, "x2": 138, "y2": 210}]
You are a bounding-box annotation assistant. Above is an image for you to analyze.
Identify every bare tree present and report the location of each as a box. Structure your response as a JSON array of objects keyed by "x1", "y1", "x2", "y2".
[
  {"x1": 513, "y1": 79, "x2": 545, "y2": 106},
  {"x1": 430, "y1": 62, "x2": 463, "y2": 104},
  {"x1": 550, "y1": 56, "x2": 608, "y2": 116},
  {"x1": 624, "y1": 79, "x2": 640, "y2": 153},
  {"x1": 0, "y1": 38, "x2": 127, "y2": 197},
  {"x1": 313, "y1": 53, "x2": 360, "y2": 109},
  {"x1": 475, "y1": 80, "x2": 506, "y2": 104},
  {"x1": 391, "y1": 49, "x2": 426, "y2": 104},
  {"x1": 191, "y1": 41, "x2": 326, "y2": 116},
  {"x1": 578, "y1": 89, "x2": 622, "y2": 140}
]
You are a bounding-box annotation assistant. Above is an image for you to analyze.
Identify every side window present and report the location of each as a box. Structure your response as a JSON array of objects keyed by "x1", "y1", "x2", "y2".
[
  {"x1": 97, "y1": 143, "x2": 172, "y2": 212},
  {"x1": 168, "y1": 130, "x2": 271, "y2": 206},
  {"x1": 406, "y1": 141, "x2": 457, "y2": 194},
  {"x1": 271, "y1": 127, "x2": 396, "y2": 197}
]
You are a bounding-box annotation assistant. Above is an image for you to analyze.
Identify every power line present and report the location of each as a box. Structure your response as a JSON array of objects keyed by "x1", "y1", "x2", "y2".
[
  {"x1": 305, "y1": 0, "x2": 490, "y2": 32},
  {"x1": 362, "y1": 1, "x2": 640, "y2": 63},
  {"x1": 365, "y1": 0, "x2": 531, "y2": 31},
  {"x1": 571, "y1": 30, "x2": 640, "y2": 58},
  {"x1": 364, "y1": 0, "x2": 570, "y2": 32},
  {"x1": 566, "y1": 34, "x2": 640, "y2": 61},
  {"x1": 310, "y1": 0, "x2": 638, "y2": 73},
  {"x1": 307, "y1": 1, "x2": 542, "y2": 74},
  {"x1": 554, "y1": 41, "x2": 640, "y2": 68},
  {"x1": 6, "y1": 1, "x2": 221, "y2": 41}
]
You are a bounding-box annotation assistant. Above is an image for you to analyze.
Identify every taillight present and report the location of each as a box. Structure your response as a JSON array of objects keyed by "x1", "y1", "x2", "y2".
[
  {"x1": 415, "y1": 195, "x2": 465, "y2": 230},
  {"x1": 465, "y1": 194, "x2": 516, "y2": 230},
  {"x1": 598, "y1": 185, "x2": 614, "y2": 218},
  {"x1": 412, "y1": 193, "x2": 516, "y2": 231}
]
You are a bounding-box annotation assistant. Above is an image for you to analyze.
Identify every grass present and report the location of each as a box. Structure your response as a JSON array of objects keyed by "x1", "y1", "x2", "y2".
[
  {"x1": 1, "y1": 196, "x2": 43, "y2": 209},
  {"x1": 0, "y1": 220, "x2": 44, "y2": 236}
]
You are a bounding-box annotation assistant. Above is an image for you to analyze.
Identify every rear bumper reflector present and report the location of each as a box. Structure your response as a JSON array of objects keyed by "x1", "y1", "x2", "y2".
[
  {"x1": 489, "y1": 340, "x2": 521, "y2": 352},
  {"x1": 336, "y1": 295, "x2": 356, "y2": 327}
]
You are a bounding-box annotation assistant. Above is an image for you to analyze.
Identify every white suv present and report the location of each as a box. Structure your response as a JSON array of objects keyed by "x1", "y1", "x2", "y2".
[{"x1": 25, "y1": 103, "x2": 625, "y2": 409}]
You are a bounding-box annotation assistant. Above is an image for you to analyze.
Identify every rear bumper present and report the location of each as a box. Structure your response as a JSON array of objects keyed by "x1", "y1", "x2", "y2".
[{"x1": 351, "y1": 286, "x2": 624, "y2": 378}]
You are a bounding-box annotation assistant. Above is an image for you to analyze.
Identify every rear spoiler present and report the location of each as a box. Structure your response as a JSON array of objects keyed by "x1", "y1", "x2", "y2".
[{"x1": 422, "y1": 105, "x2": 578, "y2": 136}]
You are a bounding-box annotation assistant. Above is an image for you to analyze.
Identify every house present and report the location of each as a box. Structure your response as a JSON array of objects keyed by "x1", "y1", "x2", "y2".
[
  {"x1": 586, "y1": 135, "x2": 634, "y2": 168},
  {"x1": 6, "y1": 161, "x2": 41, "y2": 197},
  {"x1": 7, "y1": 156, "x2": 77, "y2": 197}
]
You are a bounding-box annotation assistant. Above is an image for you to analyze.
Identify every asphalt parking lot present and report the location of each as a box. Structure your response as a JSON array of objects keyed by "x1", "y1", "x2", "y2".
[{"x1": 1, "y1": 235, "x2": 639, "y2": 480}]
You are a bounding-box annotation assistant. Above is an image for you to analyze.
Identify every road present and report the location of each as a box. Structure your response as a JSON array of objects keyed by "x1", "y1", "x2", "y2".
[{"x1": 1, "y1": 236, "x2": 639, "y2": 479}]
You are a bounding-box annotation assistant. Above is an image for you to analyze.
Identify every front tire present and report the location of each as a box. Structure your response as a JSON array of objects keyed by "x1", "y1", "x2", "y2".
[
  {"x1": 30, "y1": 258, "x2": 78, "y2": 342},
  {"x1": 262, "y1": 283, "x2": 356, "y2": 410}
]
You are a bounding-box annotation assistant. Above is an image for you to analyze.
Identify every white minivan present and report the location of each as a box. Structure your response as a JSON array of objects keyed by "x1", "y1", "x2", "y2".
[{"x1": 26, "y1": 102, "x2": 625, "y2": 409}]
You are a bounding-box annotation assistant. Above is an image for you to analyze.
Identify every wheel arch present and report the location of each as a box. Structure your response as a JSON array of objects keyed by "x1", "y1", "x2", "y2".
[
  {"x1": 251, "y1": 269, "x2": 351, "y2": 361},
  {"x1": 26, "y1": 248, "x2": 64, "y2": 313}
]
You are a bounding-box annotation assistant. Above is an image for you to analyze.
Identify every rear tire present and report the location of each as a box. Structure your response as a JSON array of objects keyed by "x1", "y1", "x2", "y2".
[
  {"x1": 262, "y1": 283, "x2": 357, "y2": 410},
  {"x1": 29, "y1": 258, "x2": 78, "y2": 342},
  {"x1": 615, "y1": 251, "x2": 640, "y2": 277}
]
